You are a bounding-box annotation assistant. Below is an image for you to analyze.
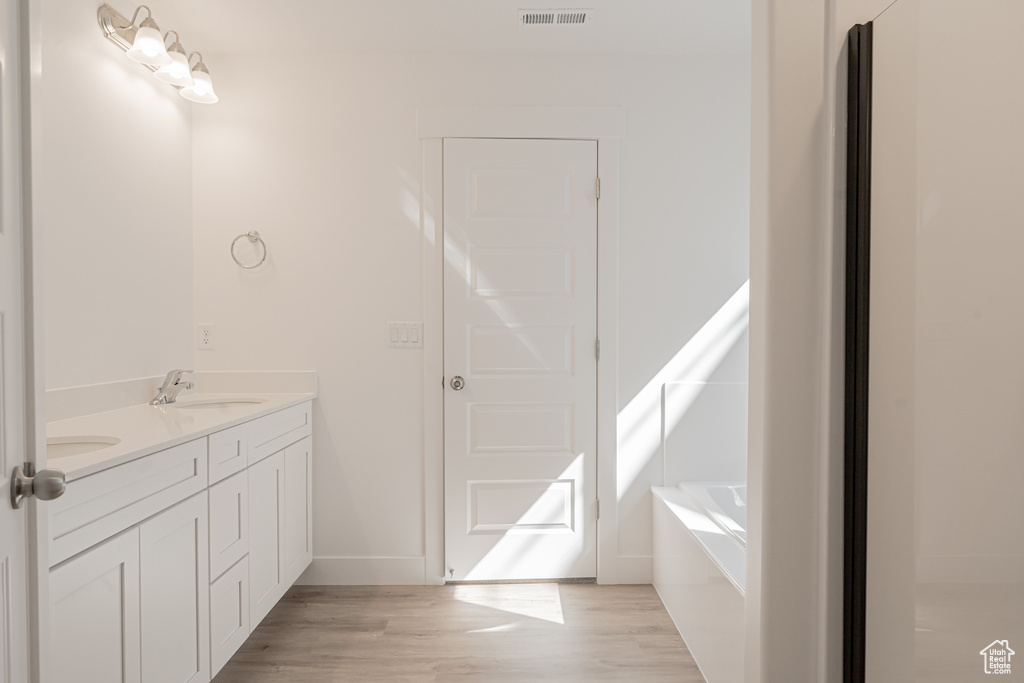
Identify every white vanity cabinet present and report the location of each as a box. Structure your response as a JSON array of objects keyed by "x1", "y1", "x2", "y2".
[{"x1": 49, "y1": 400, "x2": 314, "y2": 683}]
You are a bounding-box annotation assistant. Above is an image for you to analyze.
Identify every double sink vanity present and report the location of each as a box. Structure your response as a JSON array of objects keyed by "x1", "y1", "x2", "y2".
[{"x1": 46, "y1": 379, "x2": 316, "y2": 682}]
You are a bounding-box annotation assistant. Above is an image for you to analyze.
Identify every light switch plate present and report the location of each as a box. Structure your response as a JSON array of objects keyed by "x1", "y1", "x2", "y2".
[{"x1": 387, "y1": 322, "x2": 423, "y2": 348}]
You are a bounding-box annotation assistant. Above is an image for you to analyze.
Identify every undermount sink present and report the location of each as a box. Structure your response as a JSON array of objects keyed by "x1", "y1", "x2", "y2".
[
  {"x1": 47, "y1": 436, "x2": 122, "y2": 459},
  {"x1": 174, "y1": 398, "x2": 268, "y2": 410}
]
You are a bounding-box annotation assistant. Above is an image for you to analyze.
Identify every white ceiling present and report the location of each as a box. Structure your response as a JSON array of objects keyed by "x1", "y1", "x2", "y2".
[{"x1": 154, "y1": 0, "x2": 750, "y2": 57}]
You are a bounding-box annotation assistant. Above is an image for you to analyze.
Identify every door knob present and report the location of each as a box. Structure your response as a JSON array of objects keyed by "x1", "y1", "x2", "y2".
[
  {"x1": 450, "y1": 376, "x2": 465, "y2": 391},
  {"x1": 10, "y1": 465, "x2": 66, "y2": 509}
]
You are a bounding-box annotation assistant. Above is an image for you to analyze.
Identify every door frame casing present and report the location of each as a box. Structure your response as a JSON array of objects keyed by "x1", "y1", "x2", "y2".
[
  {"x1": 418, "y1": 106, "x2": 624, "y2": 585},
  {"x1": 13, "y1": 0, "x2": 52, "y2": 679}
]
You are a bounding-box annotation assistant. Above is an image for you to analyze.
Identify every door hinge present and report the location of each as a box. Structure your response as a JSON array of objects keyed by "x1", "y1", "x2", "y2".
[
  {"x1": 595, "y1": 178, "x2": 601, "y2": 199},
  {"x1": 595, "y1": 339, "x2": 601, "y2": 361},
  {"x1": 596, "y1": 499, "x2": 601, "y2": 520}
]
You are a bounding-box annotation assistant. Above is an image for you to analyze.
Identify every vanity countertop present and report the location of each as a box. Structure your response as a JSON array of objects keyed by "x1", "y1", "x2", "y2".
[{"x1": 47, "y1": 392, "x2": 316, "y2": 481}]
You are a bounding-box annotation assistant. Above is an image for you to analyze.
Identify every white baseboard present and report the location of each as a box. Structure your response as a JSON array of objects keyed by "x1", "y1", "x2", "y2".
[
  {"x1": 599, "y1": 554, "x2": 653, "y2": 584},
  {"x1": 297, "y1": 554, "x2": 645, "y2": 586},
  {"x1": 296, "y1": 556, "x2": 427, "y2": 585}
]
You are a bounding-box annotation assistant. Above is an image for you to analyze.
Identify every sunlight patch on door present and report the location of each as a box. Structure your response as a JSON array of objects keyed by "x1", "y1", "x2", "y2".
[
  {"x1": 468, "y1": 480, "x2": 574, "y2": 534},
  {"x1": 459, "y1": 455, "x2": 587, "y2": 581}
]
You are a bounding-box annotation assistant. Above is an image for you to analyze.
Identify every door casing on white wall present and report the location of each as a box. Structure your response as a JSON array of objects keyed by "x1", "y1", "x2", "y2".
[
  {"x1": 418, "y1": 106, "x2": 625, "y2": 584},
  {"x1": 3, "y1": 0, "x2": 51, "y2": 680}
]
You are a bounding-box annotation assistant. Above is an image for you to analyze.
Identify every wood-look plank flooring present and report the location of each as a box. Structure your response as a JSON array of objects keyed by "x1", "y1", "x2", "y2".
[{"x1": 212, "y1": 584, "x2": 706, "y2": 682}]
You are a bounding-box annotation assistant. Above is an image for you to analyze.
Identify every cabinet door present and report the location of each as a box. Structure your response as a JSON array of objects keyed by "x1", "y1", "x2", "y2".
[
  {"x1": 283, "y1": 436, "x2": 313, "y2": 585},
  {"x1": 50, "y1": 528, "x2": 141, "y2": 683},
  {"x1": 209, "y1": 470, "x2": 248, "y2": 580},
  {"x1": 140, "y1": 493, "x2": 210, "y2": 683},
  {"x1": 248, "y1": 451, "x2": 285, "y2": 628}
]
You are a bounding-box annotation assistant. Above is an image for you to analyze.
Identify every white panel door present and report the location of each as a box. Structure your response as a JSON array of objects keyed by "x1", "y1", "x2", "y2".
[
  {"x1": 140, "y1": 493, "x2": 210, "y2": 683},
  {"x1": 443, "y1": 138, "x2": 598, "y2": 581},
  {"x1": 0, "y1": 0, "x2": 32, "y2": 678}
]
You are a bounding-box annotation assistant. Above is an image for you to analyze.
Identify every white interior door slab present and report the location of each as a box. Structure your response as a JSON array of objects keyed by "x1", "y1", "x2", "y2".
[
  {"x1": 443, "y1": 138, "x2": 598, "y2": 582},
  {"x1": 0, "y1": 0, "x2": 34, "y2": 677}
]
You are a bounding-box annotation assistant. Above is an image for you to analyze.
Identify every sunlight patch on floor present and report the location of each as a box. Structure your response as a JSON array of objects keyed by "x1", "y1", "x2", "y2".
[{"x1": 452, "y1": 583, "x2": 566, "y2": 625}]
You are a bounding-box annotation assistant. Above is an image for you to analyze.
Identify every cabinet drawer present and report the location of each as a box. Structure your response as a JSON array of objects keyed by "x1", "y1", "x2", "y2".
[
  {"x1": 209, "y1": 422, "x2": 249, "y2": 485},
  {"x1": 210, "y1": 556, "x2": 250, "y2": 677},
  {"x1": 209, "y1": 470, "x2": 248, "y2": 580},
  {"x1": 248, "y1": 401, "x2": 312, "y2": 465},
  {"x1": 51, "y1": 438, "x2": 208, "y2": 566}
]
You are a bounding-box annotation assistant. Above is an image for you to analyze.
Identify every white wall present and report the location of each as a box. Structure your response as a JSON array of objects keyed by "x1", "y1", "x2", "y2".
[
  {"x1": 192, "y1": 51, "x2": 750, "y2": 584},
  {"x1": 38, "y1": 0, "x2": 193, "y2": 391}
]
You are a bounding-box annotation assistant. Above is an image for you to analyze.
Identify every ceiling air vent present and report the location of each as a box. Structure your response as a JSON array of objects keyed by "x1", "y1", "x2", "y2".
[{"x1": 518, "y1": 9, "x2": 595, "y2": 27}]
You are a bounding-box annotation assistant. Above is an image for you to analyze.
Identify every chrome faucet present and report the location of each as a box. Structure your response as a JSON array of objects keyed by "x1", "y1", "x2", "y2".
[{"x1": 150, "y1": 369, "x2": 194, "y2": 405}]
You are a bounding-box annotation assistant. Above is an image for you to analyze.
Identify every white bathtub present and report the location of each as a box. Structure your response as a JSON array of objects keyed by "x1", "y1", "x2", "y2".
[{"x1": 653, "y1": 481, "x2": 747, "y2": 683}]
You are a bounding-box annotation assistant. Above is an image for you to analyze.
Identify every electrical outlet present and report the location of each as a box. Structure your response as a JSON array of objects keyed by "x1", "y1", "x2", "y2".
[{"x1": 198, "y1": 324, "x2": 216, "y2": 350}]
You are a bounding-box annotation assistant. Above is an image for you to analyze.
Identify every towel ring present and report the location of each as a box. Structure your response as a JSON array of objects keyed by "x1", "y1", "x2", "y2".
[{"x1": 231, "y1": 231, "x2": 267, "y2": 269}]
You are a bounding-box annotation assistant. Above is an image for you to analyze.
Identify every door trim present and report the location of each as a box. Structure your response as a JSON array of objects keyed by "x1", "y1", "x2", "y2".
[
  {"x1": 419, "y1": 106, "x2": 624, "y2": 585},
  {"x1": 18, "y1": 0, "x2": 53, "y2": 679}
]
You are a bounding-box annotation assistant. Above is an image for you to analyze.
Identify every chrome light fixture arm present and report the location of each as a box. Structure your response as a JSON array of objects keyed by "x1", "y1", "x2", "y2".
[{"x1": 98, "y1": 4, "x2": 155, "y2": 56}]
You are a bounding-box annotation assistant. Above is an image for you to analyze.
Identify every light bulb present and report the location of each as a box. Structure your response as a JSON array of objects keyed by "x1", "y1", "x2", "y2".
[
  {"x1": 126, "y1": 17, "x2": 171, "y2": 67},
  {"x1": 181, "y1": 63, "x2": 218, "y2": 104},
  {"x1": 154, "y1": 41, "x2": 193, "y2": 87}
]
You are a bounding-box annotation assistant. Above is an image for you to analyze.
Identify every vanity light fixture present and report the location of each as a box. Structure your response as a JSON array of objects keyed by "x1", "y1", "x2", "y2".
[
  {"x1": 98, "y1": 4, "x2": 218, "y2": 104},
  {"x1": 153, "y1": 31, "x2": 193, "y2": 87},
  {"x1": 122, "y1": 5, "x2": 171, "y2": 66},
  {"x1": 180, "y1": 52, "x2": 218, "y2": 104}
]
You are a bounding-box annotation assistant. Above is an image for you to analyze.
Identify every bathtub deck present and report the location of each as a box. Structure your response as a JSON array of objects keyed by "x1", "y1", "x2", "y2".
[
  {"x1": 212, "y1": 583, "x2": 707, "y2": 682},
  {"x1": 653, "y1": 487, "x2": 745, "y2": 683}
]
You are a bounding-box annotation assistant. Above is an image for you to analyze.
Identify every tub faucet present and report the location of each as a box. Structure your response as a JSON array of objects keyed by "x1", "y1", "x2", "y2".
[{"x1": 150, "y1": 369, "x2": 194, "y2": 405}]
